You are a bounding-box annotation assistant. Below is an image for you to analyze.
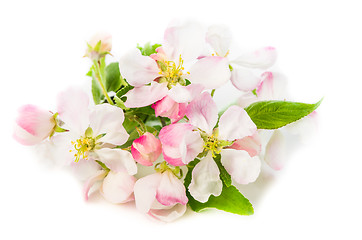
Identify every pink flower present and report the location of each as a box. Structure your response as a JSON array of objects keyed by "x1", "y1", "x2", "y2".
[
  {"x1": 152, "y1": 95, "x2": 187, "y2": 123},
  {"x1": 131, "y1": 132, "x2": 162, "y2": 166},
  {"x1": 160, "y1": 92, "x2": 261, "y2": 202},
  {"x1": 134, "y1": 170, "x2": 188, "y2": 222},
  {"x1": 119, "y1": 21, "x2": 230, "y2": 109},
  {"x1": 13, "y1": 104, "x2": 55, "y2": 145}
]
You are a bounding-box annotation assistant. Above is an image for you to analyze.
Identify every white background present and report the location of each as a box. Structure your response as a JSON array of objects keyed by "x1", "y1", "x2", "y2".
[{"x1": 1, "y1": 0, "x2": 361, "y2": 239}]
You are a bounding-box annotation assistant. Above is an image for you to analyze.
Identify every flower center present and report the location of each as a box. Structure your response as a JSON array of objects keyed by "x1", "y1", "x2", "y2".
[
  {"x1": 155, "y1": 161, "x2": 183, "y2": 179},
  {"x1": 70, "y1": 127, "x2": 96, "y2": 162},
  {"x1": 204, "y1": 134, "x2": 222, "y2": 157},
  {"x1": 157, "y1": 55, "x2": 189, "y2": 88}
]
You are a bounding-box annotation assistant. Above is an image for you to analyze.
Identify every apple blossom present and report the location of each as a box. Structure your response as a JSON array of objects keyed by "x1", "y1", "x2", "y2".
[{"x1": 85, "y1": 32, "x2": 112, "y2": 60}]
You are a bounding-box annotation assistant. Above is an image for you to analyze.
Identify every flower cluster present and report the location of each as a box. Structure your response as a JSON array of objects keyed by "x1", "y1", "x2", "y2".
[{"x1": 14, "y1": 21, "x2": 321, "y2": 222}]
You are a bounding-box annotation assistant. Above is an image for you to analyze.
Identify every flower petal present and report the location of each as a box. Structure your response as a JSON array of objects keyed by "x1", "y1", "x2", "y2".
[
  {"x1": 206, "y1": 24, "x2": 232, "y2": 57},
  {"x1": 256, "y1": 72, "x2": 288, "y2": 100},
  {"x1": 83, "y1": 170, "x2": 107, "y2": 201},
  {"x1": 188, "y1": 153, "x2": 223, "y2": 203},
  {"x1": 118, "y1": 48, "x2": 160, "y2": 87},
  {"x1": 229, "y1": 133, "x2": 261, "y2": 157},
  {"x1": 186, "y1": 92, "x2": 218, "y2": 135},
  {"x1": 264, "y1": 130, "x2": 286, "y2": 170},
  {"x1": 187, "y1": 56, "x2": 230, "y2": 89},
  {"x1": 57, "y1": 87, "x2": 90, "y2": 134},
  {"x1": 156, "y1": 171, "x2": 188, "y2": 206},
  {"x1": 159, "y1": 123, "x2": 199, "y2": 166},
  {"x1": 218, "y1": 105, "x2": 257, "y2": 141},
  {"x1": 148, "y1": 203, "x2": 187, "y2": 222},
  {"x1": 100, "y1": 170, "x2": 136, "y2": 204},
  {"x1": 89, "y1": 104, "x2": 129, "y2": 146},
  {"x1": 220, "y1": 149, "x2": 261, "y2": 184},
  {"x1": 230, "y1": 66, "x2": 261, "y2": 91},
  {"x1": 179, "y1": 129, "x2": 204, "y2": 165},
  {"x1": 134, "y1": 173, "x2": 162, "y2": 213},
  {"x1": 95, "y1": 148, "x2": 137, "y2": 175},
  {"x1": 231, "y1": 46, "x2": 277, "y2": 69},
  {"x1": 131, "y1": 132, "x2": 162, "y2": 166},
  {"x1": 237, "y1": 92, "x2": 258, "y2": 108},
  {"x1": 163, "y1": 20, "x2": 206, "y2": 62},
  {"x1": 124, "y1": 82, "x2": 168, "y2": 108},
  {"x1": 167, "y1": 83, "x2": 204, "y2": 103},
  {"x1": 152, "y1": 96, "x2": 186, "y2": 123}
]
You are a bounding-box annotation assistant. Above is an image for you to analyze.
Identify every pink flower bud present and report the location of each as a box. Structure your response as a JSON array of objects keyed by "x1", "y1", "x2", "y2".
[
  {"x1": 13, "y1": 104, "x2": 55, "y2": 145},
  {"x1": 131, "y1": 132, "x2": 162, "y2": 166},
  {"x1": 85, "y1": 32, "x2": 112, "y2": 60}
]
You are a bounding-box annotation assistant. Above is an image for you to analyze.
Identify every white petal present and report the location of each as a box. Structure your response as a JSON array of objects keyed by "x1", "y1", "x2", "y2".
[
  {"x1": 206, "y1": 24, "x2": 232, "y2": 57},
  {"x1": 149, "y1": 204, "x2": 187, "y2": 222},
  {"x1": 221, "y1": 149, "x2": 261, "y2": 184},
  {"x1": 231, "y1": 47, "x2": 277, "y2": 69},
  {"x1": 124, "y1": 82, "x2": 169, "y2": 108},
  {"x1": 230, "y1": 66, "x2": 261, "y2": 91},
  {"x1": 188, "y1": 153, "x2": 223, "y2": 203},
  {"x1": 83, "y1": 170, "x2": 107, "y2": 201},
  {"x1": 89, "y1": 104, "x2": 129, "y2": 145},
  {"x1": 134, "y1": 173, "x2": 162, "y2": 213},
  {"x1": 167, "y1": 83, "x2": 204, "y2": 103},
  {"x1": 57, "y1": 87, "x2": 90, "y2": 134},
  {"x1": 186, "y1": 92, "x2": 218, "y2": 135},
  {"x1": 257, "y1": 72, "x2": 288, "y2": 100},
  {"x1": 118, "y1": 48, "x2": 160, "y2": 87},
  {"x1": 163, "y1": 20, "x2": 206, "y2": 62},
  {"x1": 264, "y1": 130, "x2": 286, "y2": 170},
  {"x1": 100, "y1": 170, "x2": 136, "y2": 204},
  {"x1": 188, "y1": 56, "x2": 231, "y2": 89},
  {"x1": 156, "y1": 171, "x2": 188, "y2": 206},
  {"x1": 95, "y1": 148, "x2": 137, "y2": 175},
  {"x1": 179, "y1": 130, "x2": 204, "y2": 165},
  {"x1": 237, "y1": 92, "x2": 258, "y2": 108},
  {"x1": 218, "y1": 105, "x2": 257, "y2": 141}
]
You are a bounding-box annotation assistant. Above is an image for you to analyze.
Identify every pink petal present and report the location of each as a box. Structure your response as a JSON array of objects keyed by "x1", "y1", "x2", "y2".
[
  {"x1": 188, "y1": 153, "x2": 222, "y2": 203},
  {"x1": 87, "y1": 32, "x2": 112, "y2": 53},
  {"x1": 100, "y1": 170, "x2": 136, "y2": 204},
  {"x1": 89, "y1": 104, "x2": 129, "y2": 146},
  {"x1": 230, "y1": 66, "x2": 261, "y2": 91},
  {"x1": 159, "y1": 123, "x2": 200, "y2": 166},
  {"x1": 220, "y1": 149, "x2": 261, "y2": 184},
  {"x1": 187, "y1": 56, "x2": 231, "y2": 89},
  {"x1": 95, "y1": 148, "x2": 137, "y2": 175},
  {"x1": 83, "y1": 170, "x2": 107, "y2": 201},
  {"x1": 179, "y1": 129, "x2": 204, "y2": 165},
  {"x1": 124, "y1": 82, "x2": 168, "y2": 108},
  {"x1": 264, "y1": 130, "x2": 286, "y2": 170},
  {"x1": 229, "y1": 133, "x2": 261, "y2": 157},
  {"x1": 186, "y1": 92, "x2": 218, "y2": 135},
  {"x1": 256, "y1": 72, "x2": 288, "y2": 100},
  {"x1": 57, "y1": 87, "x2": 90, "y2": 134},
  {"x1": 156, "y1": 171, "x2": 188, "y2": 206},
  {"x1": 206, "y1": 24, "x2": 232, "y2": 57},
  {"x1": 134, "y1": 173, "x2": 162, "y2": 213},
  {"x1": 118, "y1": 48, "x2": 160, "y2": 87},
  {"x1": 131, "y1": 132, "x2": 162, "y2": 166},
  {"x1": 163, "y1": 20, "x2": 206, "y2": 62},
  {"x1": 231, "y1": 46, "x2": 277, "y2": 69},
  {"x1": 152, "y1": 96, "x2": 187, "y2": 123},
  {"x1": 218, "y1": 105, "x2": 257, "y2": 141},
  {"x1": 167, "y1": 83, "x2": 204, "y2": 103}
]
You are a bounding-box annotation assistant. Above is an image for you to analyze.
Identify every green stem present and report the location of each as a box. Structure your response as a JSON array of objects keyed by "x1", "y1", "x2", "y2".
[
  {"x1": 133, "y1": 115, "x2": 146, "y2": 134},
  {"x1": 93, "y1": 59, "x2": 114, "y2": 105}
]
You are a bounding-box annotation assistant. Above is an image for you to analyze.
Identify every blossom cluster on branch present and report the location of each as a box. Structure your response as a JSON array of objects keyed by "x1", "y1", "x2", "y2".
[{"x1": 14, "y1": 20, "x2": 321, "y2": 222}]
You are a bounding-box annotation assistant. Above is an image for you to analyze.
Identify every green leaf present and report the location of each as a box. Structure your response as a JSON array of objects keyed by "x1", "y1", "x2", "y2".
[
  {"x1": 184, "y1": 159, "x2": 254, "y2": 215},
  {"x1": 137, "y1": 42, "x2": 162, "y2": 56},
  {"x1": 213, "y1": 154, "x2": 232, "y2": 187},
  {"x1": 116, "y1": 84, "x2": 134, "y2": 98},
  {"x1": 105, "y1": 62, "x2": 122, "y2": 92},
  {"x1": 245, "y1": 99, "x2": 322, "y2": 130}
]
